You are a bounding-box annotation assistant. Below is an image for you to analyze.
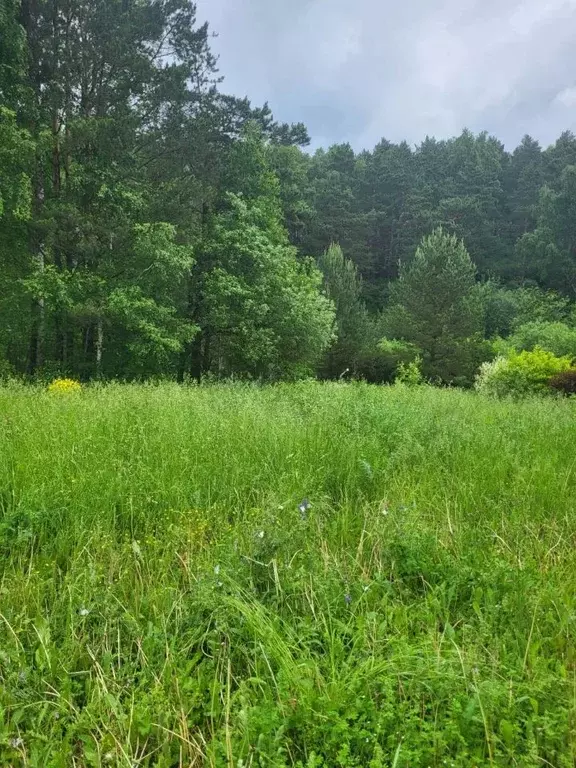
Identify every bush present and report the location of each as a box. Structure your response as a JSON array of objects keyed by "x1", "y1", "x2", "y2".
[
  {"x1": 395, "y1": 356, "x2": 424, "y2": 386},
  {"x1": 478, "y1": 282, "x2": 521, "y2": 338},
  {"x1": 475, "y1": 347, "x2": 572, "y2": 398},
  {"x1": 0, "y1": 357, "x2": 14, "y2": 380},
  {"x1": 478, "y1": 284, "x2": 572, "y2": 339},
  {"x1": 548, "y1": 368, "x2": 576, "y2": 396},
  {"x1": 373, "y1": 337, "x2": 421, "y2": 382},
  {"x1": 332, "y1": 336, "x2": 422, "y2": 384},
  {"x1": 352, "y1": 345, "x2": 396, "y2": 383},
  {"x1": 475, "y1": 356, "x2": 509, "y2": 397},
  {"x1": 508, "y1": 321, "x2": 576, "y2": 359}
]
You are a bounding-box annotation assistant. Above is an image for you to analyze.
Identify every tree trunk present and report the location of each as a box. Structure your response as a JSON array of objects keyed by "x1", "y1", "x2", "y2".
[
  {"x1": 95, "y1": 318, "x2": 103, "y2": 378},
  {"x1": 189, "y1": 331, "x2": 203, "y2": 383},
  {"x1": 83, "y1": 325, "x2": 91, "y2": 358},
  {"x1": 187, "y1": 199, "x2": 212, "y2": 383},
  {"x1": 202, "y1": 330, "x2": 211, "y2": 377},
  {"x1": 28, "y1": 250, "x2": 45, "y2": 376},
  {"x1": 23, "y1": 0, "x2": 46, "y2": 377},
  {"x1": 28, "y1": 169, "x2": 45, "y2": 376}
]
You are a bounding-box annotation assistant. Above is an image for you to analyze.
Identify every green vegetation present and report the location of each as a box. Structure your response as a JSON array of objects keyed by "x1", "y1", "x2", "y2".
[
  {"x1": 1, "y1": 382, "x2": 575, "y2": 766},
  {"x1": 475, "y1": 348, "x2": 573, "y2": 399},
  {"x1": 506, "y1": 321, "x2": 576, "y2": 359},
  {"x1": 382, "y1": 229, "x2": 488, "y2": 386},
  {"x1": 3, "y1": 2, "x2": 576, "y2": 385},
  {"x1": 1, "y1": 4, "x2": 576, "y2": 762}
]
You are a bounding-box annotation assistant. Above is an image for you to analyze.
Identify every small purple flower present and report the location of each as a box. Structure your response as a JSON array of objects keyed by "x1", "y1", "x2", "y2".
[{"x1": 345, "y1": 593, "x2": 352, "y2": 605}]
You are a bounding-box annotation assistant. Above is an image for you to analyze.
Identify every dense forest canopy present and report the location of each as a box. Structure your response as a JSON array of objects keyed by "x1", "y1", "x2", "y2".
[{"x1": 1, "y1": 0, "x2": 576, "y2": 384}]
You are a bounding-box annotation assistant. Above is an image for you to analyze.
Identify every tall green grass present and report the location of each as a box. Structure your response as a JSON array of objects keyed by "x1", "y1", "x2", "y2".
[{"x1": 0, "y1": 381, "x2": 575, "y2": 766}]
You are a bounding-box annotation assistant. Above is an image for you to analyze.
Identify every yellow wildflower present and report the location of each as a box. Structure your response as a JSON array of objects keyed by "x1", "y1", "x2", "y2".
[{"x1": 47, "y1": 378, "x2": 82, "y2": 394}]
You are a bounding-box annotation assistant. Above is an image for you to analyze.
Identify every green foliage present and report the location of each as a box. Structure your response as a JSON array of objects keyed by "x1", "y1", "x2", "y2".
[
  {"x1": 267, "y1": 143, "x2": 314, "y2": 243},
  {"x1": 107, "y1": 285, "x2": 197, "y2": 367},
  {"x1": 0, "y1": 356, "x2": 15, "y2": 380},
  {"x1": 475, "y1": 347, "x2": 572, "y2": 398},
  {"x1": 378, "y1": 337, "x2": 420, "y2": 361},
  {"x1": 3, "y1": 0, "x2": 576, "y2": 386},
  {"x1": 0, "y1": 108, "x2": 35, "y2": 371},
  {"x1": 373, "y1": 337, "x2": 421, "y2": 383},
  {"x1": 313, "y1": 243, "x2": 415, "y2": 383},
  {"x1": 515, "y1": 166, "x2": 576, "y2": 296},
  {"x1": 0, "y1": 0, "x2": 27, "y2": 108},
  {"x1": 508, "y1": 321, "x2": 576, "y2": 359},
  {"x1": 479, "y1": 285, "x2": 574, "y2": 343},
  {"x1": 318, "y1": 244, "x2": 364, "y2": 328},
  {"x1": 510, "y1": 286, "x2": 572, "y2": 326},
  {"x1": 504, "y1": 135, "x2": 545, "y2": 247},
  {"x1": 477, "y1": 282, "x2": 520, "y2": 338},
  {"x1": 384, "y1": 228, "x2": 490, "y2": 385},
  {"x1": 201, "y1": 194, "x2": 335, "y2": 379},
  {"x1": 0, "y1": 382, "x2": 576, "y2": 764},
  {"x1": 317, "y1": 243, "x2": 371, "y2": 378},
  {"x1": 395, "y1": 356, "x2": 424, "y2": 386},
  {"x1": 0, "y1": 108, "x2": 33, "y2": 220}
]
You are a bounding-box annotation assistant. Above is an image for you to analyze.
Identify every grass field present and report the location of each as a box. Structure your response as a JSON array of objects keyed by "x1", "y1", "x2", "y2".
[{"x1": 0, "y1": 381, "x2": 575, "y2": 767}]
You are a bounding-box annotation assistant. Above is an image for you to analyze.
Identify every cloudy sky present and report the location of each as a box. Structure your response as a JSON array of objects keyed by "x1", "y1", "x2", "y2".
[{"x1": 195, "y1": 0, "x2": 576, "y2": 151}]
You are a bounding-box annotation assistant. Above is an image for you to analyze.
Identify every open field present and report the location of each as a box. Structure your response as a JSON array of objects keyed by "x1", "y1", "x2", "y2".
[{"x1": 0, "y1": 382, "x2": 575, "y2": 767}]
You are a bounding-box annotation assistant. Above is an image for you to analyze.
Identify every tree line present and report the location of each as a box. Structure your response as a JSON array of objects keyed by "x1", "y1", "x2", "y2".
[{"x1": 1, "y1": 0, "x2": 576, "y2": 385}]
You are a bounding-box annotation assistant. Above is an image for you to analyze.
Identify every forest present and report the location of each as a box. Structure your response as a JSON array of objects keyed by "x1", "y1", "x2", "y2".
[{"x1": 1, "y1": 0, "x2": 576, "y2": 388}]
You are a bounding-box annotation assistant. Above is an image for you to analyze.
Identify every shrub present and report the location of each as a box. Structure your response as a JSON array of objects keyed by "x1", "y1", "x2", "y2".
[
  {"x1": 0, "y1": 357, "x2": 14, "y2": 380},
  {"x1": 373, "y1": 337, "x2": 421, "y2": 383},
  {"x1": 491, "y1": 336, "x2": 513, "y2": 357},
  {"x1": 475, "y1": 347, "x2": 572, "y2": 398},
  {"x1": 395, "y1": 356, "x2": 424, "y2": 386},
  {"x1": 378, "y1": 337, "x2": 420, "y2": 362},
  {"x1": 548, "y1": 368, "x2": 576, "y2": 396},
  {"x1": 333, "y1": 336, "x2": 422, "y2": 384},
  {"x1": 352, "y1": 345, "x2": 396, "y2": 383},
  {"x1": 508, "y1": 321, "x2": 576, "y2": 359},
  {"x1": 475, "y1": 356, "x2": 510, "y2": 398}
]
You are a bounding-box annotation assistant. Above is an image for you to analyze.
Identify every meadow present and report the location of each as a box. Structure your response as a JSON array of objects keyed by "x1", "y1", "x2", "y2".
[{"x1": 0, "y1": 381, "x2": 575, "y2": 767}]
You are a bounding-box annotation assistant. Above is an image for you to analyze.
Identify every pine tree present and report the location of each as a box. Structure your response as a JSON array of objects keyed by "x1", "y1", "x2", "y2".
[
  {"x1": 506, "y1": 136, "x2": 544, "y2": 236},
  {"x1": 317, "y1": 243, "x2": 368, "y2": 378},
  {"x1": 10, "y1": 0, "x2": 218, "y2": 378},
  {"x1": 515, "y1": 167, "x2": 576, "y2": 297},
  {"x1": 384, "y1": 228, "x2": 488, "y2": 384}
]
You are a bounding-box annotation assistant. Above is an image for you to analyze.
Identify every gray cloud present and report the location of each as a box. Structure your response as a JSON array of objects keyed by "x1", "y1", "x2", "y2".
[{"x1": 196, "y1": 0, "x2": 576, "y2": 150}]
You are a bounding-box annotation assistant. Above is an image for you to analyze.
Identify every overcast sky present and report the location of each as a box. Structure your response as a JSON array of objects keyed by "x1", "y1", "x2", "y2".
[{"x1": 196, "y1": 0, "x2": 576, "y2": 151}]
